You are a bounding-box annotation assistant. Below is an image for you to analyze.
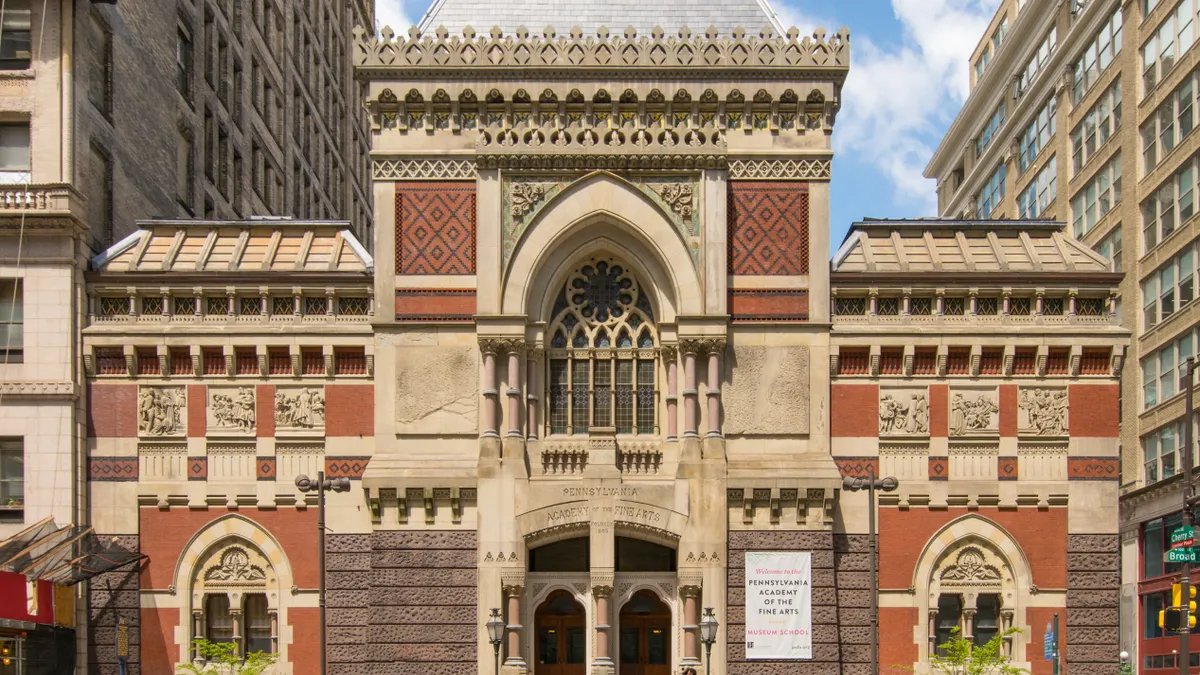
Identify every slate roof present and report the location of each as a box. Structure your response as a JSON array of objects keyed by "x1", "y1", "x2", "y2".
[
  {"x1": 414, "y1": 0, "x2": 786, "y2": 36},
  {"x1": 91, "y1": 219, "x2": 373, "y2": 274},
  {"x1": 831, "y1": 219, "x2": 1113, "y2": 275}
]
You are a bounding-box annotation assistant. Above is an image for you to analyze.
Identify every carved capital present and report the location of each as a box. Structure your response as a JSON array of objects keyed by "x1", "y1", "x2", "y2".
[
  {"x1": 660, "y1": 344, "x2": 678, "y2": 361},
  {"x1": 502, "y1": 338, "x2": 528, "y2": 355},
  {"x1": 479, "y1": 338, "x2": 504, "y2": 356},
  {"x1": 679, "y1": 584, "x2": 701, "y2": 599},
  {"x1": 503, "y1": 583, "x2": 525, "y2": 597},
  {"x1": 592, "y1": 584, "x2": 614, "y2": 598},
  {"x1": 704, "y1": 338, "x2": 727, "y2": 354},
  {"x1": 526, "y1": 345, "x2": 545, "y2": 360},
  {"x1": 679, "y1": 339, "x2": 704, "y2": 355}
]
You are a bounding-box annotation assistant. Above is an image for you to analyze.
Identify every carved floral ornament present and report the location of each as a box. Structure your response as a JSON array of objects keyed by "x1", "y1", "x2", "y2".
[{"x1": 198, "y1": 544, "x2": 272, "y2": 587}]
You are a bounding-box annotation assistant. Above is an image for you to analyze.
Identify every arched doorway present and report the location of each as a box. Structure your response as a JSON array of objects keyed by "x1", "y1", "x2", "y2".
[
  {"x1": 619, "y1": 590, "x2": 671, "y2": 675},
  {"x1": 535, "y1": 590, "x2": 586, "y2": 675}
]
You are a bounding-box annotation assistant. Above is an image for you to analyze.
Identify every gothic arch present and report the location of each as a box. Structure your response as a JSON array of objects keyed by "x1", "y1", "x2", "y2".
[
  {"x1": 502, "y1": 172, "x2": 702, "y2": 320},
  {"x1": 910, "y1": 515, "x2": 1033, "y2": 592}
]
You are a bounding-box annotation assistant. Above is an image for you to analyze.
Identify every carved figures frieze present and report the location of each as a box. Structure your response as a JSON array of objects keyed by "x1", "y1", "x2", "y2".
[
  {"x1": 879, "y1": 388, "x2": 929, "y2": 437},
  {"x1": 208, "y1": 387, "x2": 256, "y2": 433},
  {"x1": 138, "y1": 387, "x2": 186, "y2": 437},
  {"x1": 948, "y1": 390, "x2": 998, "y2": 437},
  {"x1": 1018, "y1": 387, "x2": 1069, "y2": 436},
  {"x1": 275, "y1": 387, "x2": 326, "y2": 431}
]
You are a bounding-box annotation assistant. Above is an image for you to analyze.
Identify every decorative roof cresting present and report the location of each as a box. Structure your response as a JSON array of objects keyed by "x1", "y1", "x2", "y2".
[{"x1": 353, "y1": 24, "x2": 850, "y2": 74}]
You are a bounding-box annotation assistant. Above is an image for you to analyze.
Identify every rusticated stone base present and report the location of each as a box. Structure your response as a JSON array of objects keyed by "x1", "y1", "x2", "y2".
[
  {"x1": 87, "y1": 535, "x2": 141, "y2": 675},
  {"x1": 834, "y1": 534, "x2": 872, "y2": 673},
  {"x1": 727, "y1": 531, "x2": 840, "y2": 675},
  {"x1": 326, "y1": 531, "x2": 478, "y2": 675},
  {"x1": 1065, "y1": 534, "x2": 1119, "y2": 675}
]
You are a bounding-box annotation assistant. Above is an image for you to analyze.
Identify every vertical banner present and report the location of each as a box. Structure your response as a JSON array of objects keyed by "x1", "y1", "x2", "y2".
[{"x1": 744, "y1": 551, "x2": 813, "y2": 660}]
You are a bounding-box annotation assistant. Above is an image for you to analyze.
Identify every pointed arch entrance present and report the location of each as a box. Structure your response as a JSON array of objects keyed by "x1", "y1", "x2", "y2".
[
  {"x1": 535, "y1": 590, "x2": 587, "y2": 675},
  {"x1": 618, "y1": 590, "x2": 671, "y2": 675}
]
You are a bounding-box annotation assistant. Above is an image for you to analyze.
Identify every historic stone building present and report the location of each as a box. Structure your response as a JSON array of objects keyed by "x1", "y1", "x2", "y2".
[{"x1": 73, "y1": 2, "x2": 1129, "y2": 675}]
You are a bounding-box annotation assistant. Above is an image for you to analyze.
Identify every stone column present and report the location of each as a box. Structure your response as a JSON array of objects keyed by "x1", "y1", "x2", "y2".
[
  {"x1": 663, "y1": 345, "x2": 678, "y2": 440},
  {"x1": 704, "y1": 340, "x2": 724, "y2": 438},
  {"x1": 480, "y1": 339, "x2": 501, "y2": 438},
  {"x1": 927, "y1": 609, "x2": 938, "y2": 657},
  {"x1": 504, "y1": 584, "x2": 527, "y2": 668},
  {"x1": 593, "y1": 584, "x2": 615, "y2": 674},
  {"x1": 526, "y1": 347, "x2": 541, "y2": 439},
  {"x1": 962, "y1": 607, "x2": 976, "y2": 643},
  {"x1": 268, "y1": 610, "x2": 278, "y2": 653},
  {"x1": 680, "y1": 585, "x2": 701, "y2": 666},
  {"x1": 229, "y1": 606, "x2": 243, "y2": 658},
  {"x1": 1000, "y1": 609, "x2": 1014, "y2": 657},
  {"x1": 192, "y1": 610, "x2": 204, "y2": 663},
  {"x1": 506, "y1": 340, "x2": 525, "y2": 437},
  {"x1": 681, "y1": 341, "x2": 699, "y2": 438}
]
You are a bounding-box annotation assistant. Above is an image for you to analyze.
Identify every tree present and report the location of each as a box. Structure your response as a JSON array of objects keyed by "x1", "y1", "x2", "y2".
[
  {"x1": 175, "y1": 639, "x2": 279, "y2": 675},
  {"x1": 1118, "y1": 662, "x2": 1134, "y2": 675},
  {"x1": 896, "y1": 627, "x2": 1029, "y2": 675}
]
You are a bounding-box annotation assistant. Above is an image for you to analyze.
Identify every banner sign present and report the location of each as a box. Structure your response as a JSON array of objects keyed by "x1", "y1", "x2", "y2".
[{"x1": 744, "y1": 551, "x2": 813, "y2": 660}]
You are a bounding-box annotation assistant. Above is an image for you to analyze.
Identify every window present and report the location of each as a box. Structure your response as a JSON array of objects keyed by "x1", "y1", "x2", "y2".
[
  {"x1": 1071, "y1": 81, "x2": 1121, "y2": 173},
  {"x1": 1071, "y1": 154, "x2": 1122, "y2": 237},
  {"x1": 1018, "y1": 157, "x2": 1057, "y2": 218},
  {"x1": 977, "y1": 297, "x2": 1000, "y2": 315},
  {"x1": 944, "y1": 297, "x2": 966, "y2": 315},
  {"x1": 0, "y1": 438, "x2": 22, "y2": 521},
  {"x1": 1071, "y1": 8, "x2": 1122, "y2": 104},
  {"x1": 1142, "y1": 330, "x2": 1199, "y2": 410},
  {"x1": 976, "y1": 105, "x2": 1006, "y2": 156},
  {"x1": 1095, "y1": 226, "x2": 1122, "y2": 273},
  {"x1": 876, "y1": 297, "x2": 900, "y2": 316},
  {"x1": 1144, "y1": 156, "x2": 1199, "y2": 250},
  {"x1": 88, "y1": 143, "x2": 113, "y2": 246},
  {"x1": 1142, "y1": 68, "x2": 1198, "y2": 173},
  {"x1": 1141, "y1": 0, "x2": 1200, "y2": 94},
  {"x1": 935, "y1": 595, "x2": 962, "y2": 653},
  {"x1": 205, "y1": 594, "x2": 234, "y2": 645},
  {"x1": 977, "y1": 164, "x2": 1006, "y2": 218},
  {"x1": 177, "y1": 131, "x2": 194, "y2": 208},
  {"x1": 974, "y1": 48, "x2": 990, "y2": 81},
  {"x1": 834, "y1": 297, "x2": 866, "y2": 316},
  {"x1": 176, "y1": 26, "x2": 193, "y2": 99},
  {"x1": 1142, "y1": 237, "x2": 1199, "y2": 326},
  {"x1": 244, "y1": 594, "x2": 272, "y2": 655},
  {"x1": 974, "y1": 594, "x2": 1001, "y2": 646},
  {"x1": 0, "y1": 124, "x2": 30, "y2": 184},
  {"x1": 1018, "y1": 98, "x2": 1055, "y2": 173},
  {"x1": 546, "y1": 259, "x2": 657, "y2": 435},
  {"x1": 992, "y1": 18, "x2": 1009, "y2": 52},
  {"x1": 910, "y1": 297, "x2": 933, "y2": 316},
  {"x1": 0, "y1": 279, "x2": 21, "y2": 364},
  {"x1": 1015, "y1": 27, "x2": 1058, "y2": 98},
  {"x1": 0, "y1": 0, "x2": 31, "y2": 70},
  {"x1": 89, "y1": 14, "x2": 113, "y2": 118}
]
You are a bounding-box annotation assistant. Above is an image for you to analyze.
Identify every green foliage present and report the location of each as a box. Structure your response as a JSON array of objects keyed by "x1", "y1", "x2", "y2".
[
  {"x1": 894, "y1": 627, "x2": 1029, "y2": 675},
  {"x1": 1118, "y1": 663, "x2": 1134, "y2": 675},
  {"x1": 175, "y1": 639, "x2": 279, "y2": 675}
]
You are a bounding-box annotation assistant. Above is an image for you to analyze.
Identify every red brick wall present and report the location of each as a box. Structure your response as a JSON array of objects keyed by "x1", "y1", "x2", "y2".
[
  {"x1": 880, "y1": 606, "x2": 919, "y2": 671},
  {"x1": 88, "y1": 384, "x2": 137, "y2": 437},
  {"x1": 727, "y1": 290, "x2": 809, "y2": 321},
  {"x1": 831, "y1": 384, "x2": 878, "y2": 437},
  {"x1": 878, "y1": 508, "x2": 1067, "y2": 590},
  {"x1": 138, "y1": 508, "x2": 319, "y2": 590},
  {"x1": 727, "y1": 182, "x2": 810, "y2": 275},
  {"x1": 141, "y1": 607, "x2": 179, "y2": 675},
  {"x1": 395, "y1": 289, "x2": 476, "y2": 321},
  {"x1": 289, "y1": 607, "x2": 320, "y2": 675},
  {"x1": 999, "y1": 384, "x2": 1018, "y2": 437},
  {"x1": 396, "y1": 182, "x2": 476, "y2": 274},
  {"x1": 1069, "y1": 384, "x2": 1119, "y2": 437},
  {"x1": 930, "y1": 384, "x2": 948, "y2": 437},
  {"x1": 325, "y1": 385, "x2": 374, "y2": 437},
  {"x1": 1026, "y1": 606, "x2": 1064, "y2": 675},
  {"x1": 187, "y1": 385, "x2": 206, "y2": 437},
  {"x1": 257, "y1": 384, "x2": 275, "y2": 437}
]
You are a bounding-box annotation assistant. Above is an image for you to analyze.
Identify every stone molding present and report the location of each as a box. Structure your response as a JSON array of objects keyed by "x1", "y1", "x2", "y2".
[
  {"x1": 728, "y1": 157, "x2": 831, "y2": 180},
  {"x1": 0, "y1": 380, "x2": 76, "y2": 397},
  {"x1": 373, "y1": 158, "x2": 477, "y2": 180},
  {"x1": 354, "y1": 25, "x2": 851, "y2": 75}
]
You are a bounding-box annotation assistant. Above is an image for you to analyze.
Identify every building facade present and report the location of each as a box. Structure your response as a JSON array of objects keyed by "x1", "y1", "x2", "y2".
[{"x1": 924, "y1": 0, "x2": 1200, "y2": 668}]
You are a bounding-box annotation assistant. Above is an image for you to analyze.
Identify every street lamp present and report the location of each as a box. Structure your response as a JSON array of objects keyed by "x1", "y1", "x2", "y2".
[
  {"x1": 487, "y1": 607, "x2": 505, "y2": 675},
  {"x1": 699, "y1": 607, "x2": 718, "y2": 673},
  {"x1": 295, "y1": 472, "x2": 352, "y2": 675},
  {"x1": 843, "y1": 468, "x2": 899, "y2": 675}
]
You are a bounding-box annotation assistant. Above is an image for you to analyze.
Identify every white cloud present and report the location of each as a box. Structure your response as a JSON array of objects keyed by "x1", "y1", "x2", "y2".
[
  {"x1": 374, "y1": 0, "x2": 415, "y2": 35},
  {"x1": 777, "y1": 0, "x2": 1000, "y2": 213}
]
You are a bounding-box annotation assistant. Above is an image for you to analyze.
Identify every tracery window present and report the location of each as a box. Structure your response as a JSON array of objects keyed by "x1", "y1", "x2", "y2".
[
  {"x1": 927, "y1": 543, "x2": 1017, "y2": 659},
  {"x1": 546, "y1": 258, "x2": 658, "y2": 436},
  {"x1": 193, "y1": 542, "x2": 278, "y2": 660}
]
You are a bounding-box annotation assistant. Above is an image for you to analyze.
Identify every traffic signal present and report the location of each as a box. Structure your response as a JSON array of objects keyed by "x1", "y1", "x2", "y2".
[
  {"x1": 1163, "y1": 607, "x2": 1184, "y2": 631},
  {"x1": 1167, "y1": 584, "x2": 1199, "y2": 631}
]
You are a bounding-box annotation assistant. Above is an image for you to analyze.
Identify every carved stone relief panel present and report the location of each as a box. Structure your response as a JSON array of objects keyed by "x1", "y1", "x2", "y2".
[
  {"x1": 879, "y1": 387, "x2": 930, "y2": 437},
  {"x1": 722, "y1": 345, "x2": 809, "y2": 435},
  {"x1": 274, "y1": 386, "x2": 326, "y2": 434},
  {"x1": 1017, "y1": 387, "x2": 1068, "y2": 437},
  {"x1": 207, "y1": 387, "x2": 256, "y2": 435},
  {"x1": 137, "y1": 386, "x2": 186, "y2": 437},
  {"x1": 947, "y1": 387, "x2": 999, "y2": 438},
  {"x1": 394, "y1": 345, "x2": 478, "y2": 434}
]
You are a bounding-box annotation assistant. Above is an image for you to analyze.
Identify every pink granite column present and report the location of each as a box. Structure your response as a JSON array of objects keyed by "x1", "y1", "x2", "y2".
[
  {"x1": 682, "y1": 341, "x2": 699, "y2": 438},
  {"x1": 504, "y1": 584, "x2": 526, "y2": 667},
  {"x1": 480, "y1": 340, "x2": 500, "y2": 438},
  {"x1": 526, "y1": 347, "x2": 541, "y2": 439},
  {"x1": 680, "y1": 585, "x2": 701, "y2": 665},
  {"x1": 593, "y1": 585, "x2": 614, "y2": 667},
  {"x1": 705, "y1": 339, "x2": 724, "y2": 438},
  {"x1": 506, "y1": 341, "x2": 524, "y2": 437},
  {"x1": 664, "y1": 345, "x2": 678, "y2": 441}
]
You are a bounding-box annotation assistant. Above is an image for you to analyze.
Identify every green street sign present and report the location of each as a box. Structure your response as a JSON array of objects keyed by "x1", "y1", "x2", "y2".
[
  {"x1": 1173, "y1": 526, "x2": 1196, "y2": 545},
  {"x1": 1167, "y1": 548, "x2": 1199, "y2": 563}
]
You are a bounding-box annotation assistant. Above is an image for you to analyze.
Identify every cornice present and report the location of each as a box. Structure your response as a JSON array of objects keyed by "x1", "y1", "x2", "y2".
[{"x1": 0, "y1": 381, "x2": 77, "y2": 398}]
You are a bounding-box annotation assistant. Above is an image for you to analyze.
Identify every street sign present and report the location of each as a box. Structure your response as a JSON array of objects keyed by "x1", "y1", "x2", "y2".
[
  {"x1": 1167, "y1": 548, "x2": 1200, "y2": 563},
  {"x1": 1042, "y1": 622, "x2": 1054, "y2": 661},
  {"x1": 1173, "y1": 526, "x2": 1195, "y2": 544}
]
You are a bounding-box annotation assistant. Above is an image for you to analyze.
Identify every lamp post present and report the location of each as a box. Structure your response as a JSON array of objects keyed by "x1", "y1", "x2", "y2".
[
  {"x1": 1181, "y1": 357, "x2": 1199, "y2": 675},
  {"x1": 699, "y1": 607, "x2": 718, "y2": 674},
  {"x1": 843, "y1": 468, "x2": 899, "y2": 675},
  {"x1": 295, "y1": 472, "x2": 352, "y2": 675},
  {"x1": 487, "y1": 607, "x2": 505, "y2": 675}
]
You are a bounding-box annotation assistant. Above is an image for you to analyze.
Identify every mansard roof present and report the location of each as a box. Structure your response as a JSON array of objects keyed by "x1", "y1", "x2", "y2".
[
  {"x1": 831, "y1": 218, "x2": 1115, "y2": 277},
  {"x1": 415, "y1": 0, "x2": 785, "y2": 36},
  {"x1": 90, "y1": 219, "x2": 373, "y2": 275}
]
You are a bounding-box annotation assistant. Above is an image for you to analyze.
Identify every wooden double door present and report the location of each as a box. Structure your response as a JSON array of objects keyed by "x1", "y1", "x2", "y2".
[
  {"x1": 536, "y1": 591, "x2": 587, "y2": 675},
  {"x1": 534, "y1": 589, "x2": 672, "y2": 675},
  {"x1": 618, "y1": 591, "x2": 671, "y2": 675}
]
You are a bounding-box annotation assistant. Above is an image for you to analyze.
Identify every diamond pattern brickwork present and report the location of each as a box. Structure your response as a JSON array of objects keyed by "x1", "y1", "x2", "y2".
[
  {"x1": 727, "y1": 182, "x2": 810, "y2": 276},
  {"x1": 396, "y1": 182, "x2": 476, "y2": 275}
]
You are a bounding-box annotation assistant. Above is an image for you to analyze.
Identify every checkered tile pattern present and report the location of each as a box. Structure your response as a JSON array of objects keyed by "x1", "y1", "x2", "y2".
[
  {"x1": 727, "y1": 182, "x2": 810, "y2": 275},
  {"x1": 88, "y1": 457, "x2": 138, "y2": 482},
  {"x1": 396, "y1": 182, "x2": 476, "y2": 274}
]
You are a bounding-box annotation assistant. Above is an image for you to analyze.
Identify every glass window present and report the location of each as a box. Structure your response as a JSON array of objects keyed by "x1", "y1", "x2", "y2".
[
  {"x1": 1143, "y1": 356, "x2": 1158, "y2": 408},
  {"x1": 1145, "y1": 591, "x2": 1165, "y2": 639},
  {"x1": 935, "y1": 594, "x2": 962, "y2": 653},
  {"x1": 0, "y1": 439, "x2": 21, "y2": 522},
  {"x1": 177, "y1": 27, "x2": 193, "y2": 99},
  {"x1": 244, "y1": 594, "x2": 272, "y2": 654},
  {"x1": 0, "y1": 279, "x2": 20, "y2": 364},
  {"x1": 1146, "y1": 518, "x2": 1166, "y2": 579},
  {"x1": 205, "y1": 594, "x2": 234, "y2": 645},
  {"x1": 1072, "y1": 8, "x2": 1123, "y2": 104},
  {"x1": 0, "y1": 124, "x2": 30, "y2": 184},
  {"x1": 974, "y1": 595, "x2": 1001, "y2": 646},
  {"x1": 0, "y1": 0, "x2": 32, "y2": 71}
]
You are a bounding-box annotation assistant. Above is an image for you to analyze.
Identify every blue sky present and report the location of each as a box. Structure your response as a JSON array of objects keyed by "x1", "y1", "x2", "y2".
[{"x1": 374, "y1": 0, "x2": 1002, "y2": 253}]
